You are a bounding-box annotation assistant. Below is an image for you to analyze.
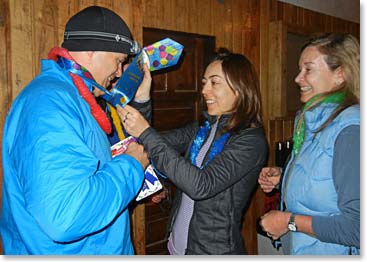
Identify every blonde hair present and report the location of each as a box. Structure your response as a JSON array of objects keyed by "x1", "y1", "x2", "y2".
[
  {"x1": 303, "y1": 33, "x2": 360, "y2": 99},
  {"x1": 302, "y1": 33, "x2": 359, "y2": 132}
]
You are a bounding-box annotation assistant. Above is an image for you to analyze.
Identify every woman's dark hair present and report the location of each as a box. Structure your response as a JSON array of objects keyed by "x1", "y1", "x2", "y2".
[
  {"x1": 302, "y1": 33, "x2": 359, "y2": 132},
  {"x1": 207, "y1": 48, "x2": 263, "y2": 132}
]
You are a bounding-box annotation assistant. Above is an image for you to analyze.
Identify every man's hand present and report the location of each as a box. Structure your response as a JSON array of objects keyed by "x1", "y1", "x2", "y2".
[{"x1": 134, "y1": 63, "x2": 152, "y2": 101}]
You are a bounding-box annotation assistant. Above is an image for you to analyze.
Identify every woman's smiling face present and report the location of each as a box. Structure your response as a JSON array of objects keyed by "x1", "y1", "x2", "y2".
[
  {"x1": 201, "y1": 60, "x2": 238, "y2": 116},
  {"x1": 295, "y1": 46, "x2": 342, "y2": 103}
]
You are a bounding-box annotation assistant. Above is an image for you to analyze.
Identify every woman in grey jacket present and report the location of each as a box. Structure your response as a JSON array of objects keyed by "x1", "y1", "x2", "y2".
[{"x1": 119, "y1": 48, "x2": 268, "y2": 254}]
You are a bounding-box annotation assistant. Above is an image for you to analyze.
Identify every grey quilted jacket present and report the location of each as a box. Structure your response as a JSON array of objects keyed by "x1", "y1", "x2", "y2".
[{"x1": 138, "y1": 113, "x2": 268, "y2": 254}]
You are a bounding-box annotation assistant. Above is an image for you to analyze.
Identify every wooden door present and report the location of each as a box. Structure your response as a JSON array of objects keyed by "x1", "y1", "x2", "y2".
[{"x1": 143, "y1": 28, "x2": 215, "y2": 131}]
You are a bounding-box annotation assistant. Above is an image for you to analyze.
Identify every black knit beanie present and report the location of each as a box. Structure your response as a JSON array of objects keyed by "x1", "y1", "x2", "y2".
[{"x1": 62, "y1": 6, "x2": 139, "y2": 55}]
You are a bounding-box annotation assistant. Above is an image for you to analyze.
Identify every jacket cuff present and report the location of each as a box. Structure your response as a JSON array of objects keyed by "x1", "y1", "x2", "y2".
[
  {"x1": 130, "y1": 99, "x2": 151, "y2": 109},
  {"x1": 139, "y1": 126, "x2": 156, "y2": 144}
]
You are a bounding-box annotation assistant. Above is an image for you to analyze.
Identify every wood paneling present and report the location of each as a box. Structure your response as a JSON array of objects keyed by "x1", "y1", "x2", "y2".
[
  {"x1": 0, "y1": 0, "x2": 10, "y2": 254},
  {"x1": 268, "y1": 21, "x2": 287, "y2": 119},
  {"x1": 142, "y1": 0, "x2": 261, "y2": 70},
  {"x1": 274, "y1": 0, "x2": 359, "y2": 37},
  {"x1": 9, "y1": 0, "x2": 34, "y2": 98}
]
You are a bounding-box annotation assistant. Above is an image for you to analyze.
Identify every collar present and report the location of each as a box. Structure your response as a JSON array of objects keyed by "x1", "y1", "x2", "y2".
[
  {"x1": 303, "y1": 103, "x2": 340, "y2": 133},
  {"x1": 202, "y1": 111, "x2": 232, "y2": 125}
]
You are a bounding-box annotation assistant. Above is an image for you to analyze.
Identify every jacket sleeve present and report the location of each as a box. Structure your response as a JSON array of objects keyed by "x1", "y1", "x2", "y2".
[
  {"x1": 130, "y1": 100, "x2": 152, "y2": 124},
  {"x1": 15, "y1": 89, "x2": 145, "y2": 243},
  {"x1": 139, "y1": 126, "x2": 268, "y2": 200},
  {"x1": 312, "y1": 125, "x2": 360, "y2": 248}
]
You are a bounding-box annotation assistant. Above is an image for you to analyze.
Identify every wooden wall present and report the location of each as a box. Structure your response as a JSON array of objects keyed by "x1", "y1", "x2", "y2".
[
  {"x1": 142, "y1": 0, "x2": 260, "y2": 70},
  {"x1": 0, "y1": 0, "x2": 359, "y2": 255},
  {"x1": 271, "y1": 1, "x2": 359, "y2": 36}
]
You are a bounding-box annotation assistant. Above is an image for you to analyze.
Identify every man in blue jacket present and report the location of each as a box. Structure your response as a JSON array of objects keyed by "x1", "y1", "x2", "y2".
[{"x1": 1, "y1": 6, "x2": 151, "y2": 254}]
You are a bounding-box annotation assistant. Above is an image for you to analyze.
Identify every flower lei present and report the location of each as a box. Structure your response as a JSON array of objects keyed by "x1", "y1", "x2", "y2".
[
  {"x1": 189, "y1": 121, "x2": 230, "y2": 168},
  {"x1": 292, "y1": 91, "x2": 346, "y2": 156},
  {"x1": 48, "y1": 47, "x2": 112, "y2": 134}
]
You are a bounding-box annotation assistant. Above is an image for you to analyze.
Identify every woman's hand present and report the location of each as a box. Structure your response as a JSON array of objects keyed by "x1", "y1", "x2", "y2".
[
  {"x1": 116, "y1": 105, "x2": 150, "y2": 138},
  {"x1": 134, "y1": 63, "x2": 152, "y2": 101},
  {"x1": 258, "y1": 167, "x2": 282, "y2": 193},
  {"x1": 259, "y1": 210, "x2": 291, "y2": 240}
]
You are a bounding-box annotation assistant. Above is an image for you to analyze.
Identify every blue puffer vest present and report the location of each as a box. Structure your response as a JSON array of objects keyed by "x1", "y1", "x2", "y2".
[{"x1": 280, "y1": 103, "x2": 360, "y2": 255}]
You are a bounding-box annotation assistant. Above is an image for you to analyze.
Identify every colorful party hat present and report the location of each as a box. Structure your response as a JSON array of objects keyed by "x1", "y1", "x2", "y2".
[{"x1": 104, "y1": 38, "x2": 184, "y2": 107}]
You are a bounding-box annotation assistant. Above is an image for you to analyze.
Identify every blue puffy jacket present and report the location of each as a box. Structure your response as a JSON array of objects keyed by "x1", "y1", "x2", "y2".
[
  {"x1": 280, "y1": 103, "x2": 360, "y2": 255},
  {"x1": 1, "y1": 59, "x2": 144, "y2": 254}
]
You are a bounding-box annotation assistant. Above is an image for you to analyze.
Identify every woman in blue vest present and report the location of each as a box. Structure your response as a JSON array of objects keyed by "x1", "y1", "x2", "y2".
[
  {"x1": 258, "y1": 33, "x2": 360, "y2": 255},
  {"x1": 117, "y1": 49, "x2": 268, "y2": 254}
]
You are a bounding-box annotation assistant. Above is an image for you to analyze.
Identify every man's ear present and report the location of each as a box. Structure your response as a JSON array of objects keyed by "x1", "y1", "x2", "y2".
[{"x1": 85, "y1": 51, "x2": 98, "y2": 72}]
